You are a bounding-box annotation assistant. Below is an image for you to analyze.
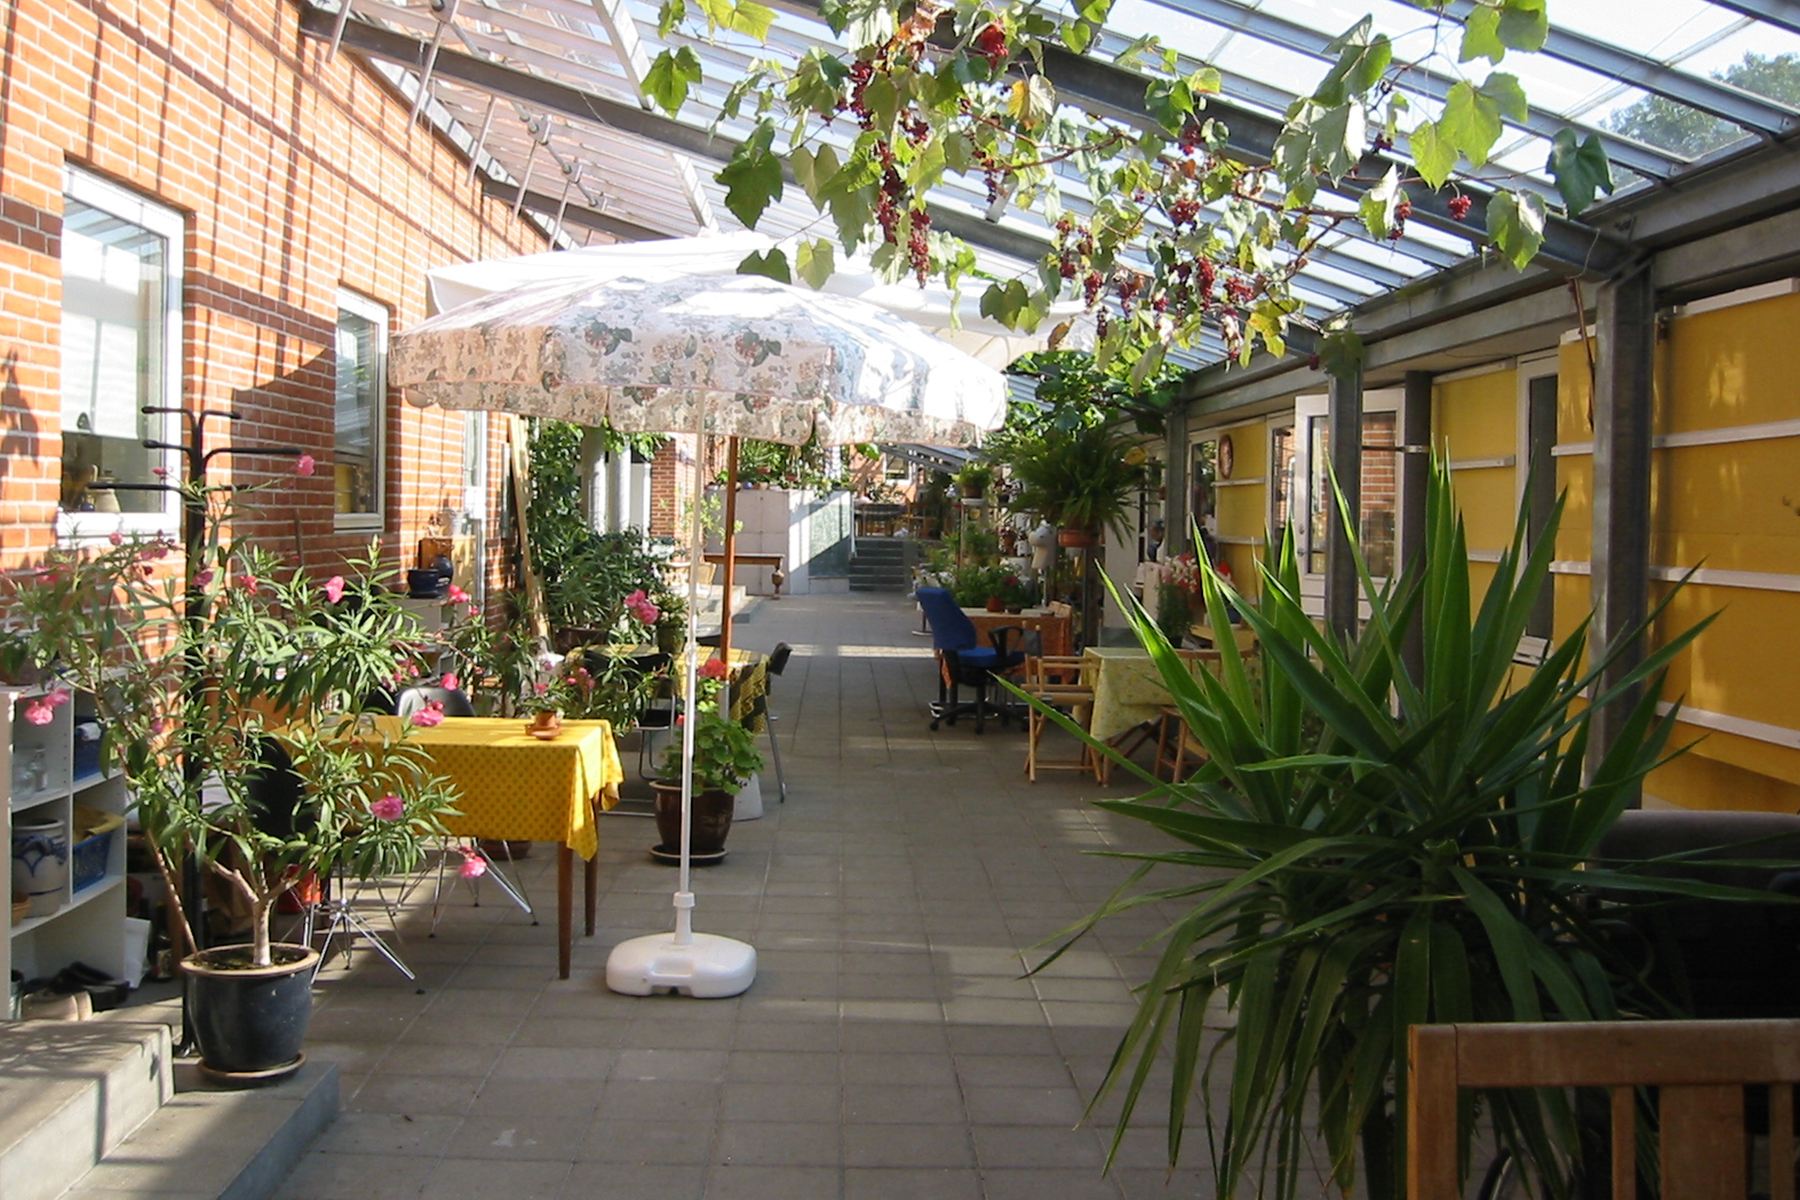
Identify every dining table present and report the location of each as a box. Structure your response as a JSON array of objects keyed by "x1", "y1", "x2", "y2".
[
  {"x1": 1083, "y1": 647, "x2": 1213, "y2": 744},
  {"x1": 373, "y1": 715, "x2": 624, "y2": 978}
]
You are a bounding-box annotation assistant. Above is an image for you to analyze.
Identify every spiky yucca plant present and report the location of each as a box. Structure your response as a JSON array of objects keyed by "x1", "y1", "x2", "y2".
[{"x1": 1039, "y1": 460, "x2": 1762, "y2": 1200}]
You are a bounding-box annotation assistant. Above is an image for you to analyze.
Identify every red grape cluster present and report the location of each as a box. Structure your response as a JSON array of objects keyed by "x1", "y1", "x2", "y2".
[
  {"x1": 1388, "y1": 197, "x2": 1412, "y2": 240},
  {"x1": 1447, "y1": 193, "x2": 1472, "y2": 221},
  {"x1": 974, "y1": 23, "x2": 1008, "y2": 68},
  {"x1": 1167, "y1": 196, "x2": 1202, "y2": 227}
]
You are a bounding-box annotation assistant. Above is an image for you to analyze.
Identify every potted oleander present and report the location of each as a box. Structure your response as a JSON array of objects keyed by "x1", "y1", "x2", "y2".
[
  {"x1": 651, "y1": 659, "x2": 764, "y2": 859},
  {"x1": 1, "y1": 491, "x2": 457, "y2": 1081}
]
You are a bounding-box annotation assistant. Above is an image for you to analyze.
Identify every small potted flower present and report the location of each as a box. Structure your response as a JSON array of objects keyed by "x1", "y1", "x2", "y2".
[{"x1": 651, "y1": 658, "x2": 764, "y2": 858}]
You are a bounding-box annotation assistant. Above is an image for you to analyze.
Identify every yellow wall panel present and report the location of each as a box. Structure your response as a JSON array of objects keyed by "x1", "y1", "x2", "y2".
[
  {"x1": 1452, "y1": 470, "x2": 1522, "y2": 555},
  {"x1": 1650, "y1": 743, "x2": 1800, "y2": 814},
  {"x1": 1650, "y1": 441, "x2": 1800, "y2": 576},
  {"x1": 1434, "y1": 369, "x2": 1518, "y2": 460},
  {"x1": 1664, "y1": 290, "x2": 1800, "y2": 432}
]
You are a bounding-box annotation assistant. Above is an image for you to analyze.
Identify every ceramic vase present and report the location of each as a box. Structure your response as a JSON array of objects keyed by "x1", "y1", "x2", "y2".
[{"x1": 12, "y1": 816, "x2": 67, "y2": 917}]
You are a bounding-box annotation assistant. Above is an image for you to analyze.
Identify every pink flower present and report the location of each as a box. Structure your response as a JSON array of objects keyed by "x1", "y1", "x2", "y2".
[
  {"x1": 534, "y1": 682, "x2": 549, "y2": 695},
  {"x1": 193, "y1": 569, "x2": 214, "y2": 588},
  {"x1": 699, "y1": 658, "x2": 729, "y2": 681},
  {"x1": 108, "y1": 531, "x2": 123, "y2": 546},
  {"x1": 45, "y1": 689, "x2": 70, "y2": 709},
  {"x1": 324, "y1": 575, "x2": 346, "y2": 604},
  {"x1": 446, "y1": 585, "x2": 469, "y2": 605},
  {"x1": 140, "y1": 542, "x2": 169, "y2": 561},
  {"x1": 459, "y1": 852, "x2": 489, "y2": 880},
  {"x1": 411, "y1": 701, "x2": 445, "y2": 727},
  {"x1": 22, "y1": 700, "x2": 52, "y2": 726},
  {"x1": 624, "y1": 589, "x2": 661, "y2": 625},
  {"x1": 294, "y1": 454, "x2": 316, "y2": 477},
  {"x1": 150, "y1": 718, "x2": 169, "y2": 736},
  {"x1": 369, "y1": 795, "x2": 405, "y2": 821},
  {"x1": 441, "y1": 672, "x2": 458, "y2": 691},
  {"x1": 238, "y1": 574, "x2": 258, "y2": 593},
  {"x1": 152, "y1": 467, "x2": 169, "y2": 479},
  {"x1": 466, "y1": 604, "x2": 480, "y2": 619}
]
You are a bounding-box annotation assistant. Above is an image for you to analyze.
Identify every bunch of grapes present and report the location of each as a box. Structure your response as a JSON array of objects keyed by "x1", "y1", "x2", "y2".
[
  {"x1": 1447, "y1": 193, "x2": 1473, "y2": 221},
  {"x1": 974, "y1": 23, "x2": 1008, "y2": 68},
  {"x1": 1167, "y1": 196, "x2": 1202, "y2": 227},
  {"x1": 907, "y1": 208, "x2": 932, "y2": 285}
]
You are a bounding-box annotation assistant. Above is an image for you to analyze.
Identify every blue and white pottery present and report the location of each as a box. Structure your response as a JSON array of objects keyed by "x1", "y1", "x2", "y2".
[{"x1": 12, "y1": 817, "x2": 67, "y2": 917}]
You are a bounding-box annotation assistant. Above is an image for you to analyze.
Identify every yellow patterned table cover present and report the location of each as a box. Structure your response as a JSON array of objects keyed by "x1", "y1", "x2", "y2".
[
  {"x1": 668, "y1": 648, "x2": 769, "y2": 733},
  {"x1": 376, "y1": 717, "x2": 622, "y2": 861},
  {"x1": 1084, "y1": 648, "x2": 1208, "y2": 743}
]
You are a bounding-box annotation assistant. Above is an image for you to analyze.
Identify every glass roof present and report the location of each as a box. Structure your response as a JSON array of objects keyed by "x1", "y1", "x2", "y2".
[{"x1": 315, "y1": 0, "x2": 1800, "y2": 372}]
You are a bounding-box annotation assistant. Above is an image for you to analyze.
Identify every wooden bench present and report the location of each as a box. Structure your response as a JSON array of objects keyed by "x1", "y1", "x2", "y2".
[
  {"x1": 702, "y1": 552, "x2": 786, "y2": 596},
  {"x1": 1410, "y1": 1019, "x2": 1800, "y2": 1200}
]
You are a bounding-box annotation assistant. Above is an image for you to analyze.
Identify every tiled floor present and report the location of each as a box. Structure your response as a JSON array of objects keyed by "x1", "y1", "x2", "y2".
[{"x1": 272, "y1": 591, "x2": 1243, "y2": 1200}]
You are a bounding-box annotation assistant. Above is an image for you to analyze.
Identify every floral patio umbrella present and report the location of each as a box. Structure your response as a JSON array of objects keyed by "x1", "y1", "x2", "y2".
[{"x1": 393, "y1": 270, "x2": 1006, "y2": 998}]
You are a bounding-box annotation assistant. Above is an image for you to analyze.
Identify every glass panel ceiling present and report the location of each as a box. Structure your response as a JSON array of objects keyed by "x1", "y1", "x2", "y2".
[{"x1": 329, "y1": 0, "x2": 1800, "y2": 371}]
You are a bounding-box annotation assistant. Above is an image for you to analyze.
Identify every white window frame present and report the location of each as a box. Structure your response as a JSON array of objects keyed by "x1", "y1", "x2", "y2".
[
  {"x1": 333, "y1": 289, "x2": 389, "y2": 532},
  {"x1": 1292, "y1": 389, "x2": 1404, "y2": 618},
  {"x1": 56, "y1": 167, "x2": 184, "y2": 544}
]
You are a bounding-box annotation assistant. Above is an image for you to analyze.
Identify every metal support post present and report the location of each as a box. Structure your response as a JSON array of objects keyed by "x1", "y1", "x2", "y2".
[
  {"x1": 1587, "y1": 262, "x2": 1656, "y2": 801},
  {"x1": 1325, "y1": 366, "x2": 1364, "y2": 643}
]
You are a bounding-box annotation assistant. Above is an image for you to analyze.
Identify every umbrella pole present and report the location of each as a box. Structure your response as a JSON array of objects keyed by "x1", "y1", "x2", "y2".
[
  {"x1": 605, "y1": 404, "x2": 756, "y2": 999},
  {"x1": 718, "y1": 437, "x2": 739, "y2": 663}
]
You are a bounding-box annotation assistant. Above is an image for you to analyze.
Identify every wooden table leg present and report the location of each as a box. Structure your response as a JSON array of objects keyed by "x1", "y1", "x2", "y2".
[
  {"x1": 585, "y1": 851, "x2": 598, "y2": 937},
  {"x1": 557, "y1": 844, "x2": 573, "y2": 979}
]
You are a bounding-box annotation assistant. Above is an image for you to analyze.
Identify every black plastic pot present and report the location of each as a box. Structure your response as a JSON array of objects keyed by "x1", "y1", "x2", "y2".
[
  {"x1": 407, "y1": 569, "x2": 445, "y2": 599},
  {"x1": 183, "y1": 943, "x2": 318, "y2": 1081},
  {"x1": 650, "y1": 781, "x2": 735, "y2": 856}
]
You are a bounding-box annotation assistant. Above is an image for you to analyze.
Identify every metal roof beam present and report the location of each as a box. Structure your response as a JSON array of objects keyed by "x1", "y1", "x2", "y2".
[
  {"x1": 1144, "y1": 0, "x2": 1687, "y2": 176},
  {"x1": 1706, "y1": 1, "x2": 1800, "y2": 37},
  {"x1": 1439, "y1": 0, "x2": 1800, "y2": 137},
  {"x1": 299, "y1": 6, "x2": 1056, "y2": 264}
]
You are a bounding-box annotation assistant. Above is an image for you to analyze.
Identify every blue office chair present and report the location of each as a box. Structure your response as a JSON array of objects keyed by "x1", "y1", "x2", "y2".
[{"x1": 915, "y1": 587, "x2": 1025, "y2": 733}]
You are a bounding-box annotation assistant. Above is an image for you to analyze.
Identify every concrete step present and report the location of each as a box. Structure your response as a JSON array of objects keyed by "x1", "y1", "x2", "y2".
[
  {"x1": 63, "y1": 1057, "x2": 338, "y2": 1200},
  {"x1": 0, "y1": 1020, "x2": 172, "y2": 1200},
  {"x1": 848, "y1": 580, "x2": 909, "y2": 592},
  {"x1": 853, "y1": 543, "x2": 906, "y2": 563}
]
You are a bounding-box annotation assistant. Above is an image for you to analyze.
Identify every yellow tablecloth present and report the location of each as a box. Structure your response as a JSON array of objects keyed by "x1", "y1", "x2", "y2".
[
  {"x1": 385, "y1": 717, "x2": 623, "y2": 861},
  {"x1": 1084, "y1": 648, "x2": 1209, "y2": 743}
]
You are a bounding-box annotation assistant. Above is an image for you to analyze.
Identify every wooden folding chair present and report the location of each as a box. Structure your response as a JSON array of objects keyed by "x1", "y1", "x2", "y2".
[
  {"x1": 1152, "y1": 705, "x2": 1208, "y2": 781},
  {"x1": 1021, "y1": 654, "x2": 1099, "y2": 783},
  {"x1": 1409, "y1": 1018, "x2": 1800, "y2": 1200}
]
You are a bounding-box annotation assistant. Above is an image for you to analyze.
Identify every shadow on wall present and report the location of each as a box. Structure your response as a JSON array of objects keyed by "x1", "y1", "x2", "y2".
[
  {"x1": 225, "y1": 347, "x2": 334, "y2": 565},
  {"x1": 0, "y1": 350, "x2": 45, "y2": 492}
]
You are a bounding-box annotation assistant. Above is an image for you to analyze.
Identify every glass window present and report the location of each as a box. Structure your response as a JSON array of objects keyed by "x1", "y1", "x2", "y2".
[
  {"x1": 58, "y1": 170, "x2": 182, "y2": 526},
  {"x1": 1269, "y1": 424, "x2": 1295, "y2": 536},
  {"x1": 1189, "y1": 437, "x2": 1216, "y2": 534},
  {"x1": 334, "y1": 291, "x2": 388, "y2": 525}
]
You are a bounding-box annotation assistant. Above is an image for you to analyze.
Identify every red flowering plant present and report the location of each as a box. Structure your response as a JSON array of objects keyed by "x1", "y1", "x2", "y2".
[{"x1": 0, "y1": 489, "x2": 459, "y2": 969}]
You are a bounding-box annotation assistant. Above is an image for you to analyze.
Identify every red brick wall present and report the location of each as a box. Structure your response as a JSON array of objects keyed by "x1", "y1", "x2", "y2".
[{"x1": 0, "y1": 0, "x2": 546, "y2": 574}]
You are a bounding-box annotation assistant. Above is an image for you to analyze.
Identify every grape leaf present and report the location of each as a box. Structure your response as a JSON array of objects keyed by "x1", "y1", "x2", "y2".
[
  {"x1": 1497, "y1": 0, "x2": 1549, "y2": 53},
  {"x1": 1547, "y1": 129, "x2": 1614, "y2": 216},
  {"x1": 643, "y1": 47, "x2": 703, "y2": 116},
  {"x1": 1410, "y1": 120, "x2": 1455, "y2": 189},
  {"x1": 1459, "y1": 5, "x2": 1506, "y2": 64},
  {"x1": 715, "y1": 122, "x2": 784, "y2": 227},
  {"x1": 1486, "y1": 189, "x2": 1545, "y2": 269},
  {"x1": 737, "y1": 249, "x2": 791, "y2": 283},
  {"x1": 796, "y1": 239, "x2": 835, "y2": 289},
  {"x1": 1440, "y1": 80, "x2": 1502, "y2": 168}
]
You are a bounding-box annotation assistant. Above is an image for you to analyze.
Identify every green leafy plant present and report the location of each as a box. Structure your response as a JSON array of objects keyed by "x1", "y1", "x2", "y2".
[
  {"x1": 647, "y1": 0, "x2": 1578, "y2": 367},
  {"x1": 1005, "y1": 425, "x2": 1145, "y2": 538},
  {"x1": 1032, "y1": 459, "x2": 1755, "y2": 1200},
  {"x1": 657, "y1": 662, "x2": 764, "y2": 793},
  {"x1": 947, "y1": 563, "x2": 1011, "y2": 608},
  {"x1": 955, "y1": 461, "x2": 994, "y2": 497},
  {"x1": 2, "y1": 519, "x2": 459, "y2": 969}
]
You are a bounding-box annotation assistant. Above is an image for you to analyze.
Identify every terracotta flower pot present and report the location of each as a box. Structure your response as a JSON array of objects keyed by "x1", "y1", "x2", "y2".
[
  {"x1": 1057, "y1": 527, "x2": 1097, "y2": 548},
  {"x1": 985, "y1": 596, "x2": 1006, "y2": 613},
  {"x1": 527, "y1": 710, "x2": 562, "y2": 738}
]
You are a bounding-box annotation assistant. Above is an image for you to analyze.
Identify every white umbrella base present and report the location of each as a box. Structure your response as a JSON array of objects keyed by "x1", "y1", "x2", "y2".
[{"x1": 606, "y1": 931, "x2": 757, "y2": 998}]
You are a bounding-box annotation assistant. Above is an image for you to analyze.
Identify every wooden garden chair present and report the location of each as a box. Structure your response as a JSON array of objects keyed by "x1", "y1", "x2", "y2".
[
  {"x1": 1021, "y1": 654, "x2": 1100, "y2": 783},
  {"x1": 1409, "y1": 1019, "x2": 1800, "y2": 1200}
]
